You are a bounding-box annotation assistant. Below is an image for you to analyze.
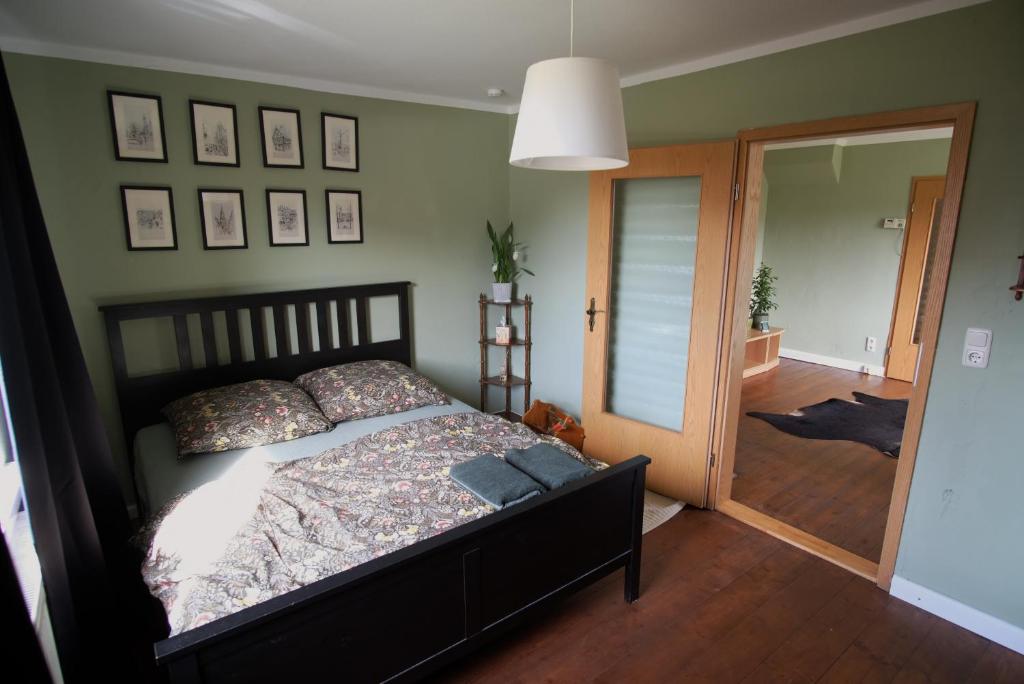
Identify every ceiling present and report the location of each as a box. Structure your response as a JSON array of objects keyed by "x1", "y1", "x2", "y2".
[{"x1": 0, "y1": 0, "x2": 984, "y2": 113}]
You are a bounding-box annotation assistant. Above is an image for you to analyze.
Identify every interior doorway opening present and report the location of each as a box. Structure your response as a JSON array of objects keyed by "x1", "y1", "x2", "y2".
[
  {"x1": 710, "y1": 104, "x2": 975, "y2": 589},
  {"x1": 734, "y1": 128, "x2": 952, "y2": 565}
]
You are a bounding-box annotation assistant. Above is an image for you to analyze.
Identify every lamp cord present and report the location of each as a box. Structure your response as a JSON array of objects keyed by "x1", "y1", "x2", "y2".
[{"x1": 570, "y1": 0, "x2": 574, "y2": 57}]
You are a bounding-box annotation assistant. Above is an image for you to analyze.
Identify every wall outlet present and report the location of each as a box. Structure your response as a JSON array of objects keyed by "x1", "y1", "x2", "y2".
[
  {"x1": 882, "y1": 218, "x2": 907, "y2": 230},
  {"x1": 964, "y1": 350, "x2": 987, "y2": 367},
  {"x1": 962, "y1": 327, "x2": 992, "y2": 369},
  {"x1": 865, "y1": 336, "x2": 877, "y2": 352}
]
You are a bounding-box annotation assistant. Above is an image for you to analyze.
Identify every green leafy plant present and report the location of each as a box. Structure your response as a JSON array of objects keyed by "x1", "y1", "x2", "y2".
[
  {"x1": 487, "y1": 221, "x2": 534, "y2": 283},
  {"x1": 749, "y1": 263, "x2": 779, "y2": 317}
]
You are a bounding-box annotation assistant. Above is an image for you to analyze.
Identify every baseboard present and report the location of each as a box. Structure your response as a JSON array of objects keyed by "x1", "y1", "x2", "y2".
[
  {"x1": 778, "y1": 347, "x2": 885, "y2": 377},
  {"x1": 890, "y1": 575, "x2": 1024, "y2": 655}
]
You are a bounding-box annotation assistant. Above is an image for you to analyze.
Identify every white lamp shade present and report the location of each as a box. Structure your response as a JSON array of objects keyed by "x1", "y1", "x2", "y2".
[{"x1": 510, "y1": 57, "x2": 628, "y2": 171}]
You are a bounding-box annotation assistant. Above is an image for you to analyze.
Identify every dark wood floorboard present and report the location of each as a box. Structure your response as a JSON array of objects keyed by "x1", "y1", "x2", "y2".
[
  {"x1": 431, "y1": 509, "x2": 1023, "y2": 682},
  {"x1": 732, "y1": 358, "x2": 912, "y2": 561}
]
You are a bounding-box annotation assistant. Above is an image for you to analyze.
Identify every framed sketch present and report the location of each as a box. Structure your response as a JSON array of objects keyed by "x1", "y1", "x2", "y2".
[
  {"x1": 120, "y1": 186, "x2": 177, "y2": 250},
  {"x1": 258, "y1": 106, "x2": 303, "y2": 167},
  {"x1": 321, "y1": 113, "x2": 359, "y2": 171},
  {"x1": 190, "y1": 100, "x2": 239, "y2": 166},
  {"x1": 325, "y1": 190, "x2": 363, "y2": 244},
  {"x1": 266, "y1": 189, "x2": 309, "y2": 246},
  {"x1": 108, "y1": 91, "x2": 167, "y2": 162},
  {"x1": 198, "y1": 189, "x2": 248, "y2": 250}
]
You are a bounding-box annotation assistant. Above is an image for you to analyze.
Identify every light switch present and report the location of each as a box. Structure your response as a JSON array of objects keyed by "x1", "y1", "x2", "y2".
[
  {"x1": 962, "y1": 327, "x2": 992, "y2": 369},
  {"x1": 966, "y1": 329, "x2": 989, "y2": 348}
]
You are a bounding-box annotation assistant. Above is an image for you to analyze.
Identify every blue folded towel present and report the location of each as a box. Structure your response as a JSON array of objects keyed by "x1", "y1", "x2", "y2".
[
  {"x1": 505, "y1": 443, "x2": 592, "y2": 490},
  {"x1": 450, "y1": 454, "x2": 544, "y2": 509}
]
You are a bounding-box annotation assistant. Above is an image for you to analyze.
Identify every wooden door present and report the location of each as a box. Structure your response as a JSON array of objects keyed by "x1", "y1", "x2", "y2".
[
  {"x1": 887, "y1": 177, "x2": 945, "y2": 382},
  {"x1": 582, "y1": 142, "x2": 735, "y2": 505}
]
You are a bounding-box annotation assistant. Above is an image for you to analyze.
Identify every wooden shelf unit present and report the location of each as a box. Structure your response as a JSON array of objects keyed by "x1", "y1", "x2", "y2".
[
  {"x1": 743, "y1": 326, "x2": 784, "y2": 378},
  {"x1": 482, "y1": 374, "x2": 529, "y2": 387},
  {"x1": 484, "y1": 337, "x2": 528, "y2": 346},
  {"x1": 479, "y1": 294, "x2": 532, "y2": 421}
]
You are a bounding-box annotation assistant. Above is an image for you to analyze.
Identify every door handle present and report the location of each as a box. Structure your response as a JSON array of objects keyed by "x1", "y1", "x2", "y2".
[{"x1": 585, "y1": 297, "x2": 605, "y2": 332}]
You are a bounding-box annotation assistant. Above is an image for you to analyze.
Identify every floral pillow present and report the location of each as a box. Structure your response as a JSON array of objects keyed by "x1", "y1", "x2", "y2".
[
  {"x1": 162, "y1": 379, "x2": 332, "y2": 457},
  {"x1": 294, "y1": 360, "x2": 450, "y2": 423}
]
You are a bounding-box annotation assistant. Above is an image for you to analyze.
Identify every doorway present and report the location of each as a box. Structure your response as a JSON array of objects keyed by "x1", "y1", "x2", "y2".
[
  {"x1": 732, "y1": 132, "x2": 950, "y2": 562},
  {"x1": 711, "y1": 104, "x2": 975, "y2": 589}
]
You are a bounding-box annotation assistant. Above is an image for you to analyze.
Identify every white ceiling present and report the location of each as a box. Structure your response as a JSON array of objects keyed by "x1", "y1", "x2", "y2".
[{"x1": 0, "y1": 0, "x2": 985, "y2": 113}]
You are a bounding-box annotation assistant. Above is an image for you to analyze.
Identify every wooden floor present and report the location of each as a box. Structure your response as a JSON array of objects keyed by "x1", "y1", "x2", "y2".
[
  {"x1": 731, "y1": 359, "x2": 912, "y2": 562},
  {"x1": 433, "y1": 509, "x2": 1024, "y2": 683}
]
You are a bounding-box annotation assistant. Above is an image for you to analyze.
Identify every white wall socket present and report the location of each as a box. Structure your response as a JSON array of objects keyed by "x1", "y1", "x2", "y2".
[
  {"x1": 865, "y1": 336, "x2": 877, "y2": 352},
  {"x1": 962, "y1": 327, "x2": 992, "y2": 369},
  {"x1": 882, "y1": 218, "x2": 907, "y2": 230}
]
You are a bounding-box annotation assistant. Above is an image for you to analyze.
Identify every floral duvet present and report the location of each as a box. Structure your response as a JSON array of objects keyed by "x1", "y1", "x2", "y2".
[{"x1": 139, "y1": 411, "x2": 595, "y2": 635}]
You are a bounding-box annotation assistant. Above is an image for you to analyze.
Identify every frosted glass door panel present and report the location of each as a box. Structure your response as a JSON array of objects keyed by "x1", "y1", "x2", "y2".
[{"x1": 605, "y1": 176, "x2": 701, "y2": 430}]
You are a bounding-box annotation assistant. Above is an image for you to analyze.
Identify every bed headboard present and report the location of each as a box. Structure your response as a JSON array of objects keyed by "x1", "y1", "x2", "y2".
[{"x1": 99, "y1": 281, "x2": 412, "y2": 448}]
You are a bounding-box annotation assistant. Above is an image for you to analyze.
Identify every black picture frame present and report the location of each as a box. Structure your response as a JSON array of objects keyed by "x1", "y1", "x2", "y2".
[
  {"x1": 198, "y1": 188, "x2": 248, "y2": 250},
  {"x1": 325, "y1": 189, "x2": 364, "y2": 245},
  {"x1": 189, "y1": 100, "x2": 240, "y2": 167},
  {"x1": 266, "y1": 189, "x2": 310, "y2": 247},
  {"x1": 108, "y1": 90, "x2": 168, "y2": 162},
  {"x1": 120, "y1": 185, "x2": 177, "y2": 250},
  {"x1": 258, "y1": 106, "x2": 304, "y2": 168},
  {"x1": 321, "y1": 112, "x2": 359, "y2": 171}
]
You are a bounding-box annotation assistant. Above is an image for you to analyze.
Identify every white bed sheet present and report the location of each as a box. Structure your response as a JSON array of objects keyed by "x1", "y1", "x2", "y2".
[{"x1": 134, "y1": 398, "x2": 476, "y2": 514}]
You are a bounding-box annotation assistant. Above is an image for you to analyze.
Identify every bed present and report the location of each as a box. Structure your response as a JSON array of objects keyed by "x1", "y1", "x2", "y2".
[{"x1": 101, "y1": 281, "x2": 649, "y2": 683}]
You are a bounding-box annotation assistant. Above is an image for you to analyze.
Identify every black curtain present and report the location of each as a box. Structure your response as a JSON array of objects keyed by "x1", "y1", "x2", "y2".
[{"x1": 0, "y1": 56, "x2": 152, "y2": 681}]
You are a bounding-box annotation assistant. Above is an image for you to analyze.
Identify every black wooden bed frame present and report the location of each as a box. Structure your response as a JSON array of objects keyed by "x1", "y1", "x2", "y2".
[{"x1": 100, "y1": 282, "x2": 649, "y2": 683}]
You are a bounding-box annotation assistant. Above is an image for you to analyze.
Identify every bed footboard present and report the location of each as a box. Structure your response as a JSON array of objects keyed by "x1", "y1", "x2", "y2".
[{"x1": 155, "y1": 455, "x2": 650, "y2": 683}]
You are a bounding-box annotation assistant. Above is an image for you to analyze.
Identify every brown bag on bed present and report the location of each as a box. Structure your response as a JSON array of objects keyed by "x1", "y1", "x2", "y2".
[{"x1": 522, "y1": 400, "x2": 586, "y2": 451}]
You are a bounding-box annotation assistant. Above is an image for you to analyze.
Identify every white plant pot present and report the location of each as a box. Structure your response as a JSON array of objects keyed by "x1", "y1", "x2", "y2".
[{"x1": 492, "y1": 282, "x2": 513, "y2": 303}]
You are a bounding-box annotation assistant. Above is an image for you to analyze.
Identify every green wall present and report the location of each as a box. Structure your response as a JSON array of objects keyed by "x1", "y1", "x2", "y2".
[
  {"x1": 762, "y1": 139, "x2": 951, "y2": 368},
  {"x1": 511, "y1": 0, "x2": 1024, "y2": 628},
  {"x1": 3, "y1": 53, "x2": 510, "y2": 501}
]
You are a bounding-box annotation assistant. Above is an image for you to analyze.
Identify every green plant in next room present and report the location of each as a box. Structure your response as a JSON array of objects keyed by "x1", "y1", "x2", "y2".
[
  {"x1": 486, "y1": 221, "x2": 534, "y2": 283},
  {"x1": 749, "y1": 263, "x2": 779, "y2": 321}
]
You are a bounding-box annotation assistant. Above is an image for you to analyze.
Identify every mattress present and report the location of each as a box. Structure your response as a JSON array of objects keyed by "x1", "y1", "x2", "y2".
[
  {"x1": 134, "y1": 398, "x2": 477, "y2": 513},
  {"x1": 141, "y1": 410, "x2": 596, "y2": 635}
]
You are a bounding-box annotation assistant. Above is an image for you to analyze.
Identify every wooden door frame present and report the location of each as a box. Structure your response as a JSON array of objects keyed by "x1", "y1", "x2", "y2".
[
  {"x1": 884, "y1": 175, "x2": 946, "y2": 381},
  {"x1": 707, "y1": 103, "x2": 976, "y2": 589}
]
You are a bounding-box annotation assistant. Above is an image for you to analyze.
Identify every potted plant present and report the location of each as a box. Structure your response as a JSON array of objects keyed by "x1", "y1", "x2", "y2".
[
  {"x1": 749, "y1": 263, "x2": 778, "y2": 331},
  {"x1": 487, "y1": 221, "x2": 533, "y2": 302}
]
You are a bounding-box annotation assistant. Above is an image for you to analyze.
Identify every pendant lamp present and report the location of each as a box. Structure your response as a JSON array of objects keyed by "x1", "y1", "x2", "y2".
[{"x1": 509, "y1": 0, "x2": 628, "y2": 170}]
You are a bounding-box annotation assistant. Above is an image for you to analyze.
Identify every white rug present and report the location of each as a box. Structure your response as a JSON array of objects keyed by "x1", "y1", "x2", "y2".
[{"x1": 642, "y1": 490, "x2": 684, "y2": 535}]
